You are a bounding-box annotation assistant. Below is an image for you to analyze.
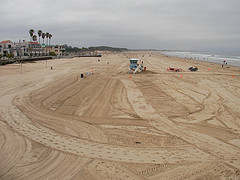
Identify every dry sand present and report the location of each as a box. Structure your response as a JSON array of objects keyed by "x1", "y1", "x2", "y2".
[{"x1": 0, "y1": 52, "x2": 240, "y2": 179}]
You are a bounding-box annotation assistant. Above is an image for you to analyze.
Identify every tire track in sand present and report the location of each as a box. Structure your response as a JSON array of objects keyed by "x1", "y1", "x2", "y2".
[
  {"x1": 121, "y1": 78, "x2": 240, "y2": 169},
  {"x1": 0, "y1": 105, "x2": 212, "y2": 164}
]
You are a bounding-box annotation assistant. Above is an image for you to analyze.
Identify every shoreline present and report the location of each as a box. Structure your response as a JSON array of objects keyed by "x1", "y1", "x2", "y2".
[
  {"x1": 157, "y1": 52, "x2": 240, "y2": 73},
  {"x1": 159, "y1": 50, "x2": 240, "y2": 67}
]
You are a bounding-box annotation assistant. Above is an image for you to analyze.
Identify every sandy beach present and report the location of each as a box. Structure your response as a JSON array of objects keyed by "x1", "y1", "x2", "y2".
[{"x1": 0, "y1": 52, "x2": 240, "y2": 179}]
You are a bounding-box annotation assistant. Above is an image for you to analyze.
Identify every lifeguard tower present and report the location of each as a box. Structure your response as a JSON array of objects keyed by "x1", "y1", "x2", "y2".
[{"x1": 129, "y1": 58, "x2": 143, "y2": 73}]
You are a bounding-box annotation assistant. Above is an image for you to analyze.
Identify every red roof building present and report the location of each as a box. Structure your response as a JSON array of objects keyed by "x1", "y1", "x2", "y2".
[
  {"x1": 0, "y1": 40, "x2": 15, "y2": 56},
  {"x1": 1, "y1": 40, "x2": 13, "y2": 44}
]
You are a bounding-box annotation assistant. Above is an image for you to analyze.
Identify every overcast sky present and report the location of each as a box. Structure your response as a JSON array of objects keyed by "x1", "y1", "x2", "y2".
[{"x1": 0, "y1": 0, "x2": 239, "y2": 51}]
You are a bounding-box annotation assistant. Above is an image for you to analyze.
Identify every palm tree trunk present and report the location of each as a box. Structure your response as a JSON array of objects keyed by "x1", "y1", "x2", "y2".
[{"x1": 39, "y1": 37, "x2": 41, "y2": 56}]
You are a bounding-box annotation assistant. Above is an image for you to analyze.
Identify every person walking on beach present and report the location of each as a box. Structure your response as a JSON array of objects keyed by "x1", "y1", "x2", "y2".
[{"x1": 222, "y1": 60, "x2": 226, "y2": 68}]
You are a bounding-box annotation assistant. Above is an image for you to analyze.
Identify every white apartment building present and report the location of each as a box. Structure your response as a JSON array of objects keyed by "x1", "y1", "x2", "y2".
[
  {"x1": 1, "y1": 39, "x2": 65, "y2": 58},
  {"x1": 0, "y1": 40, "x2": 16, "y2": 56},
  {"x1": 43, "y1": 45, "x2": 65, "y2": 56}
]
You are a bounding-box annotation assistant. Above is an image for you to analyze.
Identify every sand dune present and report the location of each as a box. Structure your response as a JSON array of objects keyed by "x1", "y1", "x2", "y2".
[{"x1": 0, "y1": 52, "x2": 240, "y2": 179}]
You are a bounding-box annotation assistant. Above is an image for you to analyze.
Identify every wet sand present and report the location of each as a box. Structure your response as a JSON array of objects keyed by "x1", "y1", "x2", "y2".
[{"x1": 0, "y1": 52, "x2": 240, "y2": 179}]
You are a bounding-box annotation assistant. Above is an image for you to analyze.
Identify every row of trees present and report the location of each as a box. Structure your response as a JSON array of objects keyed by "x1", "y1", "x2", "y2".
[
  {"x1": 29, "y1": 29, "x2": 52, "y2": 45},
  {"x1": 63, "y1": 45, "x2": 128, "y2": 53},
  {"x1": 63, "y1": 44, "x2": 128, "y2": 54}
]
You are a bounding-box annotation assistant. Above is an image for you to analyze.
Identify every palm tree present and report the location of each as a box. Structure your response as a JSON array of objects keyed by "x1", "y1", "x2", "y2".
[
  {"x1": 46, "y1": 32, "x2": 49, "y2": 45},
  {"x1": 42, "y1": 33, "x2": 46, "y2": 44},
  {"x1": 41, "y1": 33, "x2": 46, "y2": 55},
  {"x1": 32, "y1": 35, "x2": 37, "y2": 56},
  {"x1": 29, "y1": 29, "x2": 34, "y2": 41},
  {"x1": 49, "y1": 34, "x2": 52, "y2": 45},
  {"x1": 38, "y1": 30, "x2": 42, "y2": 56},
  {"x1": 38, "y1": 30, "x2": 42, "y2": 44},
  {"x1": 32, "y1": 35, "x2": 37, "y2": 42}
]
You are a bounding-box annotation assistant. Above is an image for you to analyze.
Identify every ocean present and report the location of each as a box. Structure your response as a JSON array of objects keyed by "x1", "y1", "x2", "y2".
[{"x1": 160, "y1": 51, "x2": 240, "y2": 67}]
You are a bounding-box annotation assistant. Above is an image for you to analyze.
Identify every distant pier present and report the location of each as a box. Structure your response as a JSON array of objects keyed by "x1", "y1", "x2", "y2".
[{"x1": 74, "y1": 54, "x2": 102, "y2": 57}]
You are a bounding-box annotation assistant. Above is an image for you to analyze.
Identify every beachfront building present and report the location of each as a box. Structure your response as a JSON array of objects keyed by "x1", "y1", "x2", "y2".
[
  {"x1": 1, "y1": 39, "x2": 65, "y2": 58},
  {"x1": 14, "y1": 40, "x2": 31, "y2": 57},
  {"x1": 0, "y1": 40, "x2": 44, "y2": 58},
  {"x1": 43, "y1": 45, "x2": 65, "y2": 56},
  {"x1": 53, "y1": 45, "x2": 65, "y2": 56},
  {"x1": 42, "y1": 45, "x2": 52, "y2": 56},
  {"x1": 15, "y1": 40, "x2": 43, "y2": 57},
  {"x1": 0, "y1": 40, "x2": 16, "y2": 57},
  {"x1": 27, "y1": 41, "x2": 42, "y2": 56}
]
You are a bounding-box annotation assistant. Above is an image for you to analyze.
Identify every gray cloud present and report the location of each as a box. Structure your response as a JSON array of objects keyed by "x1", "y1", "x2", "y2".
[{"x1": 0, "y1": 0, "x2": 239, "y2": 51}]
